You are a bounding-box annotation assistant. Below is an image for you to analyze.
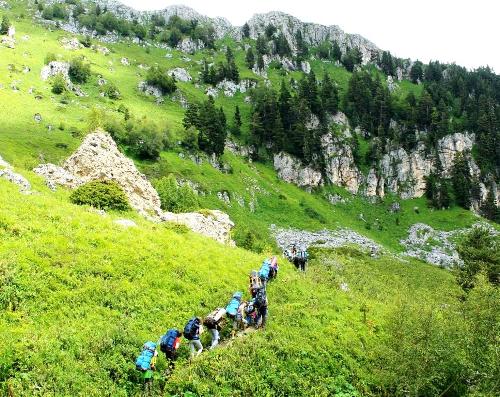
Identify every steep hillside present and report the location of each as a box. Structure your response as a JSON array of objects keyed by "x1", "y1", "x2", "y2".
[{"x1": 1, "y1": 179, "x2": 497, "y2": 396}]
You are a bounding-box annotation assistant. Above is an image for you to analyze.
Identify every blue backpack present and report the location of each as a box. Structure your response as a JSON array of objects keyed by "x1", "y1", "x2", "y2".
[
  {"x1": 135, "y1": 341, "x2": 156, "y2": 371},
  {"x1": 183, "y1": 317, "x2": 200, "y2": 340},
  {"x1": 160, "y1": 329, "x2": 179, "y2": 353},
  {"x1": 225, "y1": 292, "x2": 242, "y2": 317},
  {"x1": 299, "y1": 251, "x2": 309, "y2": 259},
  {"x1": 258, "y1": 260, "x2": 271, "y2": 280}
]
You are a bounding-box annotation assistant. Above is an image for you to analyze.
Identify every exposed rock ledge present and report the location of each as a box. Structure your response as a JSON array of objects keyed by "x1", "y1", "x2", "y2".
[{"x1": 33, "y1": 131, "x2": 234, "y2": 245}]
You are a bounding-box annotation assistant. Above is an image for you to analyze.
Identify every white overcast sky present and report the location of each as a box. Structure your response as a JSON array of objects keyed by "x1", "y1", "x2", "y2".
[{"x1": 120, "y1": 0, "x2": 499, "y2": 72}]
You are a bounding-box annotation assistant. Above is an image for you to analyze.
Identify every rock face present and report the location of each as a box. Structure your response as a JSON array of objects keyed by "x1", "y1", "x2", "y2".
[
  {"x1": 33, "y1": 163, "x2": 82, "y2": 191},
  {"x1": 273, "y1": 152, "x2": 322, "y2": 188},
  {"x1": 274, "y1": 129, "x2": 484, "y2": 201},
  {"x1": 246, "y1": 11, "x2": 379, "y2": 64},
  {"x1": 161, "y1": 210, "x2": 235, "y2": 246},
  {"x1": 321, "y1": 134, "x2": 361, "y2": 194},
  {"x1": 40, "y1": 61, "x2": 86, "y2": 96}
]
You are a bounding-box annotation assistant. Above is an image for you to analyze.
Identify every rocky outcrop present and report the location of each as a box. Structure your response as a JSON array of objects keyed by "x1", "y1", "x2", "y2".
[
  {"x1": 161, "y1": 210, "x2": 235, "y2": 245},
  {"x1": 168, "y1": 67, "x2": 192, "y2": 82},
  {"x1": 34, "y1": 132, "x2": 163, "y2": 216},
  {"x1": 321, "y1": 134, "x2": 361, "y2": 194},
  {"x1": 365, "y1": 133, "x2": 478, "y2": 199},
  {"x1": 33, "y1": 132, "x2": 236, "y2": 244},
  {"x1": 40, "y1": 61, "x2": 86, "y2": 96},
  {"x1": 273, "y1": 152, "x2": 322, "y2": 188},
  {"x1": 176, "y1": 38, "x2": 204, "y2": 54}
]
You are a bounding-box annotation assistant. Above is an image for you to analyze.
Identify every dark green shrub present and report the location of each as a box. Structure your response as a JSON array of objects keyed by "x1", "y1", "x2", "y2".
[
  {"x1": 70, "y1": 180, "x2": 130, "y2": 211},
  {"x1": 154, "y1": 175, "x2": 199, "y2": 213},
  {"x1": 102, "y1": 82, "x2": 121, "y2": 99},
  {"x1": 51, "y1": 73, "x2": 67, "y2": 94},
  {"x1": 146, "y1": 65, "x2": 176, "y2": 95},
  {"x1": 69, "y1": 57, "x2": 91, "y2": 84},
  {"x1": 304, "y1": 206, "x2": 326, "y2": 224}
]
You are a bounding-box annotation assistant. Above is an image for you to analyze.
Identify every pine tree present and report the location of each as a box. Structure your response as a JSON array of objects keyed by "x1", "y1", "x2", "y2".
[
  {"x1": 480, "y1": 188, "x2": 500, "y2": 223},
  {"x1": 257, "y1": 54, "x2": 264, "y2": 71},
  {"x1": 245, "y1": 47, "x2": 255, "y2": 69},
  {"x1": 256, "y1": 35, "x2": 268, "y2": 55},
  {"x1": 451, "y1": 152, "x2": 472, "y2": 209},
  {"x1": 331, "y1": 41, "x2": 342, "y2": 62},
  {"x1": 0, "y1": 15, "x2": 10, "y2": 35},
  {"x1": 242, "y1": 22, "x2": 250, "y2": 38},
  {"x1": 278, "y1": 80, "x2": 292, "y2": 132},
  {"x1": 232, "y1": 105, "x2": 242, "y2": 136},
  {"x1": 320, "y1": 73, "x2": 339, "y2": 114},
  {"x1": 183, "y1": 102, "x2": 200, "y2": 130},
  {"x1": 410, "y1": 61, "x2": 424, "y2": 83}
]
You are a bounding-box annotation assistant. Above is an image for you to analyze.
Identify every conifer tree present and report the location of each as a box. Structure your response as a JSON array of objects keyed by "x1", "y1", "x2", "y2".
[
  {"x1": 242, "y1": 22, "x2": 250, "y2": 38},
  {"x1": 245, "y1": 47, "x2": 255, "y2": 69},
  {"x1": 0, "y1": 15, "x2": 10, "y2": 35}
]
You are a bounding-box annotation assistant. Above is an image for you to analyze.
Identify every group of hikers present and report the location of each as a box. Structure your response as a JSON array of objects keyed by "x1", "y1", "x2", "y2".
[
  {"x1": 284, "y1": 244, "x2": 309, "y2": 272},
  {"x1": 135, "y1": 246, "x2": 308, "y2": 393}
]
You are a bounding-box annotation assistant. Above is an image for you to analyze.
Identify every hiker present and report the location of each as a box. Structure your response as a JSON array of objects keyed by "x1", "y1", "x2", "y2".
[
  {"x1": 225, "y1": 291, "x2": 243, "y2": 337},
  {"x1": 244, "y1": 299, "x2": 258, "y2": 327},
  {"x1": 203, "y1": 307, "x2": 226, "y2": 349},
  {"x1": 258, "y1": 259, "x2": 271, "y2": 285},
  {"x1": 291, "y1": 244, "x2": 297, "y2": 257},
  {"x1": 298, "y1": 249, "x2": 308, "y2": 272},
  {"x1": 254, "y1": 285, "x2": 268, "y2": 328},
  {"x1": 249, "y1": 270, "x2": 263, "y2": 297},
  {"x1": 184, "y1": 317, "x2": 203, "y2": 358},
  {"x1": 159, "y1": 329, "x2": 182, "y2": 375},
  {"x1": 135, "y1": 341, "x2": 158, "y2": 395},
  {"x1": 269, "y1": 256, "x2": 279, "y2": 280}
]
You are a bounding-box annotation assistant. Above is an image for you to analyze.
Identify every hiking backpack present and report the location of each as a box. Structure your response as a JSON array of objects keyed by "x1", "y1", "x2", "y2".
[
  {"x1": 160, "y1": 329, "x2": 180, "y2": 353},
  {"x1": 258, "y1": 260, "x2": 271, "y2": 281},
  {"x1": 204, "y1": 307, "x2": 227, "y2": 327},
  {"x1": 254, "y1": 287, "x2": 267, "y2": 308},
  {"x1": 249, "y1": 271, "x2": 263, "y2": 291},
  {"x1": 183, "y1": 317, "x2": 200, "y2": 340},
  {"x1": 225, "y1": 292, "x2": 242, "y2": 317},
  {"x1": 135, "y1": 341, "x2": 156, "y2": 371}
]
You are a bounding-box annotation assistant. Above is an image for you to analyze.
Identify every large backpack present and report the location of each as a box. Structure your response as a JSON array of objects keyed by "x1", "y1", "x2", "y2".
[
  {"x1": 299, "y1": 250, "x2": 309, "y2": 260},
  {"x1": 204, "y1": 307, "x2": 227, "y2": 327},
  {"x1": 135, "y1": 341, "x2": 156, "y2": 371},
  {"x1": 160, "y1": 329, "x2": 180, "y2": 353},
  {"x1": 225, "y1": 292, "x2": 242, "y2": 317},
  {"x1": 249, "y1": 271, "x2": 262, "y2": 291},
  {"x1": 258, "y1": 260, "x2": 271, "y2": 281},
  {"x1": 183, "y1": 317, "x2": 200, "y2": 340},
  {"x1": 254, "y1": 287, "x2": 267, "y2": 308}
]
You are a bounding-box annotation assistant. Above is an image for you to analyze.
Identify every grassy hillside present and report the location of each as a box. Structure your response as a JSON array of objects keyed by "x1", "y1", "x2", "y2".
[
  {"x1": 1, "y1": 179, "x2": 497, "y2": 396},
  {"x1": 0, "y1": 2, "x2": 484, "y2": 252}
]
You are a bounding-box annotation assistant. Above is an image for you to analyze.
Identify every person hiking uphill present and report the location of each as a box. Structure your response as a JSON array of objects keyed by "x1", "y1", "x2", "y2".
[
  {"x1": 159, "y1": 328, "x2": 182, "y2": 375},
  {"x1": 254, "y1": 285, "x2": 268, "y2": 329},
  {"x1": 135, "y1": 341, "x2": 158, "y2": 395},
  {"x1": 226, "y1": 291, "x2": 243, "y2": 337},
  {"x1": 203, "y1": 307, "x2": 226, "y2": 349},
  {"x1": 297, "y1": 249, "x2": 309, "y2": 272},
  {"x1": 184, "y1": 317, "x2": 203, "y2": 358}
]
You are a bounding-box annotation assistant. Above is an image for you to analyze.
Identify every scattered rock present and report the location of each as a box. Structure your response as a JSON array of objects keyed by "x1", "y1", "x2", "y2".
[
  {"x1": 272, "y1": 226, "x2": 380, "y2": 253},
  {"x1": 390, "y1": 202, "x2": 401, "y2": 213},
  {"x1": 301, "y1": 61, "x2": 311, "y2": 74},
  {"x1": 60, "y1": 37, "x2": 82, "y2": 50},
  {"x1": 33, "y1": 163, "x2": 82, "y2": 191},
  {"x1": 205, "y1": 87, "x2": 218, "y2": 98},
  {"x1": 1, "y1": 36, "x2": 15, "y2": 49},
  {"x1": 327, "y1": 194, "x2": 347, "y2": 205},
  {"x1": 217, "y1": 191, "x2": 231, "y2": 206},
  {"x1": 33, "y1": 113, "x2": 42, "y2": 123},
  {"x1": 177, "y1": 37, "x2": 204, "y2": 54},
  {"x1": 120, "y1": 57, "x2": 130, "y2": 66},
  {"x1": 138, "y1": 81, "x2": 163, "y2": 100}
]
